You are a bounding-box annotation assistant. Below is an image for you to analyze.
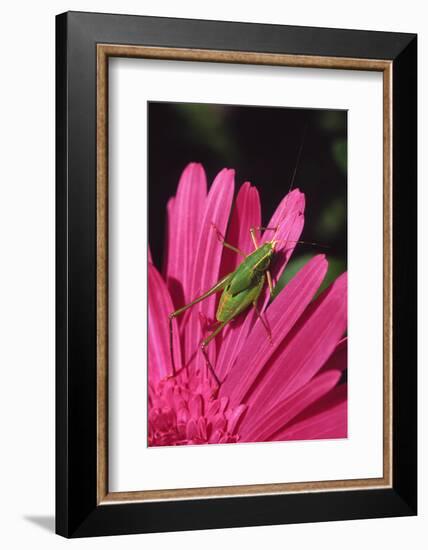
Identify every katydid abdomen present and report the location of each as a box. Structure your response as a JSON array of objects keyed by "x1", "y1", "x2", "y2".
[{"x1": 216, "y1": 275, "x2": 265, "y2": 323}]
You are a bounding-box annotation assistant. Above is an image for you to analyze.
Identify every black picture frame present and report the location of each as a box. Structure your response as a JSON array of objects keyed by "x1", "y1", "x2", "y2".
[{"x1": 56, "y1": 11, "x2": 417, "y2": 538}]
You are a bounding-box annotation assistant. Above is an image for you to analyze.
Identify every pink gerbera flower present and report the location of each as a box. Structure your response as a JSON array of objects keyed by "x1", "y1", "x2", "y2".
[{"x1": 148, "y1": 163, "x2": 347, "y2": 446}]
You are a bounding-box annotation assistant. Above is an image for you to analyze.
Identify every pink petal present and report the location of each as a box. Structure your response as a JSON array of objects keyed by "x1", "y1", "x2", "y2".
[
  {"x1": 148, "y1": 263, "x2": 182, "y2": 383},
  {"x1": 164, "y1": 163, "x2": 207, "y2": 307},
  {"x1": 227, "y1": 404, "x2": 247, "y2": 435},
  {"x1": 186, "y1": 419, "x2": 198, "y2": 440},
  {"x1": 162, "y1": 197, "x2": 175, "y2": 280},
  {"x1": 216, "y1": 310, "x2": 257, "y2": 382},
  {"x1": 240, "y1": 369, "x2": 342, "y2": 441},
  {"x1": 148, "y1": 245, "x2": 153, "y2": 264},
  {"x1": 262, "y1": 188, "x2": 305, "y2": 246},
  {"x1": 274, "y1": 384, "x2": 348, "y2": 440},
  {"x1": 220, "y1": 182, "x2": 262, "y2": 275},
  {"x1": 216, "y1": 182, "x2": 262, "y2": 380},
  {"x1": 182, "y1": 168, "x2": 235, "y2": 372},
  {"x1": 189, "y1": 394, "x2": 203, "y2": 418},
  {"x1": 246, "y1": 272, "x2": 347, "y2": 416},
  {"x1": 220, "y1": 254, "x2": 328, "y2": 407},
  {"x1": 320, "y1": 337, "x2": 347, "y2": 373},
  {"x1": 261, "y1": 189, "x2": 305, "y2": 295}
]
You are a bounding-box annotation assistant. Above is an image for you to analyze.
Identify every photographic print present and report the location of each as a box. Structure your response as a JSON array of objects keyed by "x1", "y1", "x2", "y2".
[
  {"x1": 148, "y1": 102, "x2": 348, "y2": 447},
  {"x1": 57, "y1": 13, "x2": 417, "y2": 536}
]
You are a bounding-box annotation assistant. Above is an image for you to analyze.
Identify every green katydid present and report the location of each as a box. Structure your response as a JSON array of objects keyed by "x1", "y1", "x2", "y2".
[
  {"x1": 168, "y1": 126, "x2": 313, "y2": 385},
  {"x1": 169, "y1": 224, "x2": 296, "y2": 385}
]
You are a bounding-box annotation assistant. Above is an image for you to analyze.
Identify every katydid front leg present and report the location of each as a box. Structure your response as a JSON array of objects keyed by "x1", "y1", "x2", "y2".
[{"x1": 211, "y1": 223, "x2": 246, "y2": 258}]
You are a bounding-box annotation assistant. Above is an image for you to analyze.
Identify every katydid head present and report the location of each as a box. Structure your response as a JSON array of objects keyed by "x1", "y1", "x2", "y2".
[
  {"x1": 260, "y1": 240, "x2": 277, "y2": 256},
  {"x1": 265, "y1": 225, "x2": 281, "y2": 254},
  {"x1": 270, "y1": 239, "x2": 279, "y2": 251}
]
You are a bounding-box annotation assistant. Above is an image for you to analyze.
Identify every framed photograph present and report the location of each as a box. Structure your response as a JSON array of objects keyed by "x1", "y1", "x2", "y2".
[{"x1": 56, "y1": 11, "x2": 417, "y2": 537}]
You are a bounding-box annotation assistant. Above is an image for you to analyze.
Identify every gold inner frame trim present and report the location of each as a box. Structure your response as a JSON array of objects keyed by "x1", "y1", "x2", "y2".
[{"x1": 96, "y1": 44, "x2": 393, "y2": 504}]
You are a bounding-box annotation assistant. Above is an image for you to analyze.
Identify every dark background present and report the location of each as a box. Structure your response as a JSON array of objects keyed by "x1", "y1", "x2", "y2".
[{"x1": 148, "y1": 102, "x2": 347, "y2": 290}]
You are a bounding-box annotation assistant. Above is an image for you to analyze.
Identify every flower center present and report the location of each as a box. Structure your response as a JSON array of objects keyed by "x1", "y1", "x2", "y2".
[{"x1": 148, "y1": 373, "x2": 246, "y2": 446}]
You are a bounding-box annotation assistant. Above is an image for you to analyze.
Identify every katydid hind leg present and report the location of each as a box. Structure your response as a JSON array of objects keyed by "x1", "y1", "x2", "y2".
[
  {"x1": 168, "y1": 273, "x2": 232, "y2": 376},
  {"x1": 169, "y1": 273, "x2": 232, "y2": 320},
  {"x1": 253, "y1": 299, "x2": 273, "y2": 344},
  {"x1": 266, "y1": 270, "x2": 274, "y2": 297},
  {"x1": 200, "y1": 276, "x2": 265, "y2": 383},
  {"x1": 200, "y1": 320, "x2": 229, "y2": 386}
]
